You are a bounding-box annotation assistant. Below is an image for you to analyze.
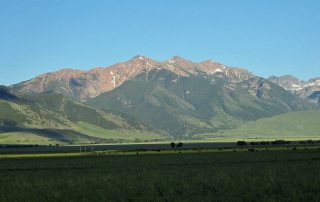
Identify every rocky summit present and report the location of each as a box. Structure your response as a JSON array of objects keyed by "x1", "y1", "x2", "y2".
[{"x1": 12, "y1": 56, "x2": 254, "y2": 102}]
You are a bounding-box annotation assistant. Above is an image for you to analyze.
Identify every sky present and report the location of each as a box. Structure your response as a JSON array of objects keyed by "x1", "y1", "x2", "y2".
[{"x1": 0, "y1": 0, "x2": 320, "y2": 85}]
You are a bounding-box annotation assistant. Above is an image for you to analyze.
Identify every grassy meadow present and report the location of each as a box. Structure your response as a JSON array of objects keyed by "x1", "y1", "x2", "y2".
[
  {"x1": 0, "y1": 122, "x2": 167, "y2": 145},
  {"x1": 0, "y1": 149, "x2": 320, "y2": 201},
  {"x1": 197, "y1": 110, "x2": 320, "y2": 141}
]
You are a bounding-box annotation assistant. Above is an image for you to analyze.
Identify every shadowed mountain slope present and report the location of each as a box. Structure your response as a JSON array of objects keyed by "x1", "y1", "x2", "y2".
[
  {"x1": 0, "y1": 87, "x2": 163, "y2": 144},
  {"x1": 87, "y1": 68, "x2": 312, "y2": 137}
]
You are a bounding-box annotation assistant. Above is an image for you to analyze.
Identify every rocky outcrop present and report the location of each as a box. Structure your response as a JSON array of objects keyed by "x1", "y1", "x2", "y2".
[{"x1": 268, "y1": 75, "x2": 320, "y2": 103}]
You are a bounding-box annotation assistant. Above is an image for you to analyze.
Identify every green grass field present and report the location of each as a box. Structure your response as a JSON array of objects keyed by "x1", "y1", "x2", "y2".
[
  {"x1": 0, "y1": 149, "x2": 320, "y2": 201},
  {"x1": 1, "y1": 110, "x2": 320, "y2": 145},
  {"x1": 0, "y1": 131, "x2": 57, "y2": 144},
  {"x1": 74, "y1": 121, "x2": 166, "y2": 142},
  {"x1": 0, "y1": 122, "x2": 167, "y2": 145},
  {"x1": 198, "y1": 110, "x2": 320, "y2": 141}
]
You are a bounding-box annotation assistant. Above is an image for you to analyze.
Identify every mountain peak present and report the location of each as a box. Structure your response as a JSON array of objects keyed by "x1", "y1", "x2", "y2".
[
  {"x1": 268, "y1": 75, "x2": 302, "y2": 82},
  {"x1": 268, "y1": 75, "x2": 306, "y2": 92},
  {"x1": 199, "y1": 59, "x2": 227, "y2": 74},
  {"x1": 128, "y1": 55, "x2": 159, "y2": 65},
  {"x1": 131, "y1": 55, "x2": 152, "y2": 61},
  {"x1": 132, "y1": 55, "x2": 144, "y2": 59},
  {"x1": 281, "y1": 75, "x2": 299, "y2": 79},
  {"x1": 200, "y1": 59, "x2": 224, "y2": 67},
  {"x1": 172, "y1": 55, "x2": 186, "y2": 60},
  {"x1": 168, "y1": 56, "x2": 190, "y2": 63},
  {"x1": 308, "y1": 77, "x2": 320, "y2": 82},
  {"x1": 166, "y1": 56, "x2": 196, "y2": 69},
  {"x1": 201, "y1": 59, "x2": 217, "y2": 63}
]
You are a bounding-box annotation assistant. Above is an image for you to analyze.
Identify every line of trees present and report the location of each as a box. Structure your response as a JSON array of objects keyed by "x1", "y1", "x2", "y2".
[
  {"x1": 237, "y1": 139, "x2": 320, "y2": 147},
  {"x1": 237, "y1": 140, "x2": 292, "y2": 146}
]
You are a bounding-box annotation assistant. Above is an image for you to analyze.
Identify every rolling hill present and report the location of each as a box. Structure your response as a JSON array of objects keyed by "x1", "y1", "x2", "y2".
[
  {"x1": 197, "y1": 110, "x2": 320, "y2": 141},
  {"x1": 0, "y1": 86, "x2": 164, "y2": 145}
]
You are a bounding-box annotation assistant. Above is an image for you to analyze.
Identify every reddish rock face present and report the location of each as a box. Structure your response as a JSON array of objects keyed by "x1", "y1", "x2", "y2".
[
  {"x1": 12, "y1": 55, "x2": 254, "y2": 101},
  {"x1": 88, "y1": 55, "x2": 161, "y2": 92}
]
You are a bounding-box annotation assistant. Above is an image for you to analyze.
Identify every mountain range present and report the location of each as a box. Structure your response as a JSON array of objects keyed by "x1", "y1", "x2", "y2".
[
  {"x1": 1, "y1": 55, "x2": 319, "y2": 144},
  {"x1": 268, "y1": 75, "x2": 320, "y2": 104},
  {"x1": 11, "y1": 56, "x2": 255, "y2": 101}
]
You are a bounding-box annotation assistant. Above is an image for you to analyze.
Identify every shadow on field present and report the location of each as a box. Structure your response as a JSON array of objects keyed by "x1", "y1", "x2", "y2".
[
  {"x1": 0, "y1": 126, "x2": 102, "y2": 144},
  {"x1": 0, "y1": 166, "x2": 92, "y2": 172}
]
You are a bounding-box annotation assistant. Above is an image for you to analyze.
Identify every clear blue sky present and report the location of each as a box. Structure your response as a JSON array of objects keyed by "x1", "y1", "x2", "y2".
[{"x1": 1, "y1": 0, "x2": 319, "y2": 85}]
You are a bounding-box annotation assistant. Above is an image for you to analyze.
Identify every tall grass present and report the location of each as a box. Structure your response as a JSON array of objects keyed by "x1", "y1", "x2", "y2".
[{"x1": 0, "y1": 150, "x2": 320, "y2": 201}]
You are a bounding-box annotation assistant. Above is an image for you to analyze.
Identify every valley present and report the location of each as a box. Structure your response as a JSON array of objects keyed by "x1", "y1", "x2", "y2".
[{"x1": 1, "y1": 1, "x2": 319, "y2": 201}]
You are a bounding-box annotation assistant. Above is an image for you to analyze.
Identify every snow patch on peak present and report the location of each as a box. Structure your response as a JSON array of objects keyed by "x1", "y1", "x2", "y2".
[
  {"x1": 111, "y1": 75, "x2": 116, "y2": 86},
  {"x1": 213, "y1": 69, "x2": 223, "y2": 73},
  {"x1": 132, "y1": 55, "x2": 145, "y2": 60},
  {"x1": 291, "y1": 84, "x2": 303, "y2": 90}
]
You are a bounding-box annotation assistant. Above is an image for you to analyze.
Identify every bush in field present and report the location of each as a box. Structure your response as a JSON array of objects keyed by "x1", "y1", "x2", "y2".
[
  {"x1": 272, "y1": 140, "x2": 289, "y2": 145},
  {"x1": 177, "y1": 142, "x2": 183, "y2": 148},
  {"x1": 170, "y1": 142, "x2": 176, "y2": 149},
  {"x1": 237, "y1": 141, "x2": 247, "y2": 146},
  {"x1": 260, "y1": 141, "x2": 269, "y2": 146}
]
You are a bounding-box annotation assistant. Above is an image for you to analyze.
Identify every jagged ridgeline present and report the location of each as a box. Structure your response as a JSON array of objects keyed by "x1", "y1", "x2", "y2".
[
  {"x1": 268, "y1": 75, "x2": 320, "y2": 103},
  {"x1": 7, "y1": 56, "x2": 320, "y2": 140}
]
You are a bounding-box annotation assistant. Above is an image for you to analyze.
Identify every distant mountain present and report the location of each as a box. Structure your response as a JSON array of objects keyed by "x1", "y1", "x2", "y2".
[
  {"x1": 268, "y1": 75, "x2": 320, "y2": 103},
  {"x1": 7, "y1": 56, "x2": 319, "y2": 139},
  {"x1": 87, "y1": 68, "x2": 311, "y2": 138},
  {"x1": 11, "y1": 55, "x2": 254, "y2": 102},
  {"x1": 268, "y1": 75, "x2": 306, "y2": 91}
]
